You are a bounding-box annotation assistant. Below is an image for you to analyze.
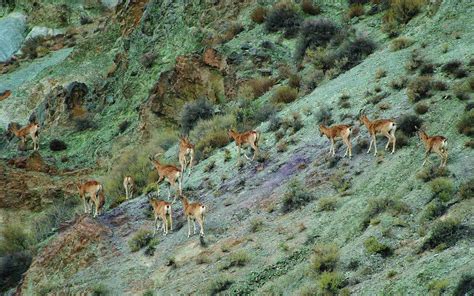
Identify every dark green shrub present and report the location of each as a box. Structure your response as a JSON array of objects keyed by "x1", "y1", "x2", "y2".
[
  {"x1": 319, "y1": 272, "x2": 344, "y2": 294},
  {"x1": 49, "y1": 139, "x2": 67, "y2": 151},
  {"x1": 419, "y1": 63, "x2": 435, "y2": 75},
  {"x1": 205, "y1": 277, "x2": 233, "y2": 294},
  {"x1": 128, "y1": 229, "x2": 154, "y2": 252},
  {"x1": 272, "y1": 86, "x2": 298, "y2": 104},
  {"x1": 75, "y1": 117, "x2": 98, "y2": 131},
  {"x1": 421, "y1": 200, "x2": 447, "y2": 222},
  {"x1": 265, "y1": 4, "x2": 302, "y2": 38},
  {"x1": 432, "y1": 80, "x2": 448, "y2": 91},
  {"x1": 416, "y1": 166, "x2": 449, "y2": 182},
  {"x1": 441, "y1": 60, "x2": 462, "y2": 75},
  {"x1": 295, "y1": 18, "x2": 341, "y2": 61},
  {"x1": 318, "y1": 196, "x2": 338, "y2": 211},
  {"x1": 457, "y1": 110, "x2": 474, "y2": 136},
  {"x1": 390, "y1": 36, "x2": 414, "y2": 51},
  {"x1": 311, "y1": 243, "x2": 339, "y2": 272},
  {"x1": 364, "y1": 236, "x2": 392, "y2": 257},
  {"x1": 453, "y1": 274, "x2": 474, "y2": 296},
  {"x1": 281, "y1": 179, "x2": 313, "y2": 212},
  {"x1": 414, "y1": 103, "x2": 429, "y2": 114},
  {"x1": 180, "y1": 99, "x2": 214, "y2": 133},
  {"x1": 430, "y1": 177, "x2": 454, "y2": 202},
  {"x1": 362, "y1": 197, "x2": 410, "y2": 228},
  {"x1": 390, "y1": 76, "x2": 408, "y2": 89},
  {"x1": 422, "y1": 218, "x2": 461, "y2": 250},
  {"x1": 459, "y1": 179, "x2": 474, "y2": 200},
  {"x1": 407, "y1": 76, "x2": 432, "y2": 102},
  {"x1": 327, "y1": 37, "x2": 376, "y2": 71},
  {"x1": 118, "y1": 120, "x2": 130, "y2": 133},
  {"x1": 0, "y1": 251, "x2": 32, "y2": 293},
  {"x1": 398, "y1": 114, "x2": 423, "y2": 136}
]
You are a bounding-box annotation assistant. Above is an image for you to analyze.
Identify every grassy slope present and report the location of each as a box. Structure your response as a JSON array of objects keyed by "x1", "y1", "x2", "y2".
[{"x1": 6, "y1": 0, "x2": 474, "y2": 294}]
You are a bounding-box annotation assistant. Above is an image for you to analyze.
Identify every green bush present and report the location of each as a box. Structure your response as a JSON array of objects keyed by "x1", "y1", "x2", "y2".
[
  {"x1": 390, "y1": 76, "x2": 408, "y2": 90},
  {"x1": 457, "y1": 110, "x2": 474, "y2": 137},
  {"x1": 295, "y1": 18, "x2": 341, "y2": 61},
  {"x1": 430, "y1": 177, "x2": 454, "y2": 202},
  {"x1": 318, "y1": 196, "x2": 338, "y2": 211},
  {"x1": 364, "y1": 236, "x2": 392, "y2": 257},
  {"x1": 362, "y1": 197, "x2": 410, "y2": 228},
  {"x1": 128, "y1": 229, "x2": 154, "y2": 252},
  {"x1": 205, "y1": 276, "x2": 233, "y2": 294},
  {"x1": 281, "y1": 179, "x2": 313, "y2": 213},
  {"x1": 0, "y1": 223, "x2": 32, "y2": 255},
  {"x1": 180, "y1": 99, "x2": 214, "y2": 133},
  {"x1": 422, "y1": 218, "x2": 461, "y2": 250},
  {"x1": 390, "y1": 36, "x2": 414, "y2": 51},
  {"x1": 249, "y1": 218, "x2": 264, "y2": 233},
  {"x1": 407, "y1": 76, "x2": 432, "y2": 102},
  {"x1": 32, "y1": 198, "x2": 78, "y2": 243},
  {"x1": 221, "y1": 251, "x2": 250, "y2": 270},
  {"x1": 453, "y1": 274, "x2": 474, "y2": 296},
  {"x1": 310, "y1": 243, "x2": 339, "y2": 273},
  {"x1": 265, "y1": 3, "x2": 302, "y2": 38},
  {"x1": 428, "y1": 279, "x2": 449, "y2": 296},
  {"x1": 421, "y1": 200, "x2": 447, "y2": 222},
  {"x1": 319, "y1": 272, "x2": 344, "y2": 294},
  {"x1": 416, "y1": 166, "x2": 449, "y2": 182},
  {"x1": 272, "y1": 86, "x2": 298, "y2": 104},
  {"x1": 459, "y1": 179, "x2": 474, "y2": 200}
]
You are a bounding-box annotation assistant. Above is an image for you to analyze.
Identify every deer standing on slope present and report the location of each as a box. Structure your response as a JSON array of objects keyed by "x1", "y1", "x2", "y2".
[
  {"x1": 359, "y1": 111, "x2": 396, "y2": 156},
  {"x1": 417, "y1": 127, "x2": 448, "y2": 168},
  {"x1": 149, "y1": 154, "x2": 182, "y2": 203},
  {"x1": 150, "y1": 198, "x2": 173, "y2": 236},
  {"x1": 123, "y1": 176, "x2": 134, "y2": 200},
  {"x1": 9, "y1": 122, "x2": 40, "y2": 150},
  {"x1": 227, "y1": 129, "x2": 260, "y2": 161},
  {"x1": 179, "y1": 195, "x2": 206, "y2": 238},
  {"x1": 319, "y1": 124, "x2": 353, "y2": 159},
  {"x1": 77, "y1": 180, "x2": 105, "y2": 217},
  {"x1": 178, "y1": 136, "x2": 195, "y2": 183}
]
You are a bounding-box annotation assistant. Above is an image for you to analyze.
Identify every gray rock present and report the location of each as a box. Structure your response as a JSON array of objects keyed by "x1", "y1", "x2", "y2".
[
  {"x1": 0, "y1": 12, "x2": 27, "y2": 62},
  {"x1": 25, "y1": 27, "x2": 65, "y2": 41},
  {"x1": 101, "y1": 0, "x2": 121, "y2": 9}
]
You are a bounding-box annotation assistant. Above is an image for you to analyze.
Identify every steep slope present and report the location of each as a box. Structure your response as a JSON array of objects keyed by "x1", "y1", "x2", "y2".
[{"x1": 1, "y1": 0, "x2": 473, "y2": 295}]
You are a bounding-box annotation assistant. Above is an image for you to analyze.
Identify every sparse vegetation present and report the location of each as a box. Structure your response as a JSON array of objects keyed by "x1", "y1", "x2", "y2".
[
  {"x1": 459, "y1": 179, "x2": 474, "y2": 200},
  {"x1": 310, "y1": 243, "x2": 339, "y2": 273},
  {"x1": 205, "y1": 276, "x2": 233, "y2": 294},
  {"x1": 362, "y1": 197, "x2": 410, "y2": 228},
  {"x1": 390, "y1": 36, "x2": 414, "y2": 51},
  {"x1": 364, "y1": 236, "x2": 392, "y2": 257},
  {"x1": 318, "y1": 196, "x2": 338, "y2": 211},
  {"x1": 128, "y1": 229, "x2": 154, "y2": 252},
  {"x1": 319, "y1": 272, "x2": 344, "y2": 294},
  {"x1": 457, "y1": 110, "x2": 474, "y2": 136},
  {"x1": 420, "y1": 200, "x2": 447, "y2": 222},
  {"x1": 383, "y1": 0, "x2": 426, "y2": 32},
  {"x1": 428, "y1": 279, "x2": 449, "y2": 295},
  {"x1": 375, "y1": 68, "x2": 387, "y2": 80},
  {"x1": 282, "y1": 179, "x2": 313, "y2": 213},
  {"x1": 180, "y1": 99, "x2": 214, "y2": 133},
  {"x1": 416, "y1": 166, "x2": 449, "y2": 182},
  {"x1": 390, "y1": 76, "x2": 408, "y2": 89},
  {"x1": 432, "y1": 80, "x2": 448, "y2": 91},
  {"x1": 422, "y1": 218, "x2": 461, "y2": 250},
  {"x1": 247, "y1": 77, "x2": 275, "y2": 98},
  {"x1": 430, "y1": 177, "x2": 454, "y2": 202},
  {"x1": 453, "y1": 274, "x2": 474, "y2": 296},
  {"x1": 407, "y1": 76, "x2": 432, "y2": 102},
  {"x1": 249, "y1": 218, "x2": 264, "y2": 232}
]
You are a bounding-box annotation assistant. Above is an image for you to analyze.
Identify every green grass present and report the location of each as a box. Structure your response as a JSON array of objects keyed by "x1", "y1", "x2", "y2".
[{"x1": 364, "y1": 236, "x2": 393, "y2": 257}]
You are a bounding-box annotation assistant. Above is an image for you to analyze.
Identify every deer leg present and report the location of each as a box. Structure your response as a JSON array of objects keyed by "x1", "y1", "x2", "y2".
[
  {"x1": 422, "y1": 150, "x2": 430, "y2": 166},
  {"x1": 125, "y1": 186, "x2": 129, "y2": 200},
  {"x1": 197, "y1": 217, "x2": 204, "y2": 237},
  {"x1": 391, "y1": 130, "x2": 396, "y2": 154},
  {"x1": 367, "y1": 135, "x2": 373, "y2": 154},
  {"x1": 169, "y1": 213, "x2": 173, "y2": 232},
  {"x1": 163, "y1": 216, "x2": 168, "y2": 235},
  {"x1": 153, "y1": 216, "x2": 158, "y2": 236},
  {"x1": 187, "y1": 217, "x2": 191, "y2": 238},
  {"x1": 193, "y1": 218, "x2": 197, "y2": 235},
  {"x1": 383, "y1": 132, "x2": 391, "y2": 150},
  {"x1": 373, "y1": 135, "x2": 378, "y2": 156}
]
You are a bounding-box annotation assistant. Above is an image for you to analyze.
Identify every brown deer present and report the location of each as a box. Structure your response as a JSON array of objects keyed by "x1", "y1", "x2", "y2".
[
  {"x1": 150, "y1": 198, "x2": 173, "y2": 236},
  {"x1": 417, "y1": 127, "x2": 448, "y2": 168},
  {"x1": 319, "y1": 124, "x2": 353, "y2": 159},
  {"x1": 77, "y1": 180, "x2": 104, "y2": 217},
  {"x1": 179, "y1": 195, "x2": 206, "y2": 238},
  {"x1": 149, "y1": 153, "x2": 182, "y2": 202},
  {"x1": 9, "y1": 122, "x2": 40, "y2": 150},
  {"x1": 359, "y1": 112, "x2": 396, "y2": 156},
  {"x1": 178, "y1": 136, "x2": 195, "y2": 182},
  {"x1": 123, "y1": 176, "x2": 134, "y2": 200},
  {"x1": 227, "y1": 129, "x2": 260, "y2": 161}
]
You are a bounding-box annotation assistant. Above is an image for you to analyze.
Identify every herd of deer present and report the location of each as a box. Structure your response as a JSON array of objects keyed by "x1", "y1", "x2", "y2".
[{"x1": 8, "y1": 110, "x2": 448, "y2": 238}]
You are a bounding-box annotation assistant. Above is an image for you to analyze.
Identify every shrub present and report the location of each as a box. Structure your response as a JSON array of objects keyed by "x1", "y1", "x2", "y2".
[
  {"x1": 348, "y1": 4, "x2": 365, "y2": 18},
  {"x1": 331, "y1": 36, "x2": 376, "y2": 71},
  {"x1": 407, "y1": 76, "x2": 432, "y2": 102},
  {"x1": 0, "y1": 223, "x2": 32, "y2": 255},
  {"x1": 140, "y1": 52, "x2": 156, "y2": 68},
  {"x1": 414, "y1": 103, "x2": 429, "y2": 114},
  {"x1": 319, "y1": 272, "x2": 344, "y2": 294},
  {"x1": 453, "y1": 274, "x2": 474, "y2": 296},
  {"x1": 432, "y1": 80, "x2": 448, "y2": 91},
  {"x1": 310, "y1": 243, "x2": 339, "y2": 272},
  {"x1": 405, "y1": 51, "x2": 425, "y2": 72},
  {"x1": 49, "y1": 139, "x2": 67, "y2": 151},
  {"x1": 191, "y1": 114, "x2": 236, "y2": 160},
  {"x1": 375, "y1": 68, "x2": 387, "y2": 80},
  {"x1": 265, "y1": 4, "x2": 302, "y2": 38},
  {"x1": 441, "y1": 60, "x2": 462, "y2": 75},
  {"x1": 318, "y1": 196, "x2": 338, "y2": 211},
  {"x1": 249, "y1": 218, "x2": 264, "y2": 232},
  {"x1": 398, "y1": 114, "x2": 423, "y2": 136},
  {"x1": 390, "y1": 36, "x2": 414, "y2": 51},
  {"x1": 21, "y1": 36, "x2": 44, "y2": 59},
  {"x1": 229, "y1": 250, "x2": 250, "y2": 267},
  {"x1": 421, "y1": 200, "x2": 447, "y2": 222},
  {"x1": 128, "y1": 229, "x2": 154, "y2": 252},
  {"x1": 301, "y1": 0, "x2": 321, "y2": 15},
  {"x1": 118, "y1": 120, "x2": 130, "y2": 133},
  {"x1": 395, "y1": 130, "x2": 410, "y2": 148},
  {"x1": 383, "y1": 0, "x2": 425, "y2": 26},
  {"x1": 205, "y1": 277, "x2": 233, "y2": 294},
  {"x1": 430, "y1": 177, "x2": 454, "y2": 202},
  {"x1": 390, "y1": 76, "x2": 408, "y2": 90},
  {"x1": 459, "y1": 179, "x2": 474, "y2": 200},
  {"x1": 422, "y1": 218, "x2": 460, "y2": 250},
  {"x1": 457, "y1": 110, "x2": 474, "y2": 137},
  {"x1": 364, "y1": 236, "x2": 392, "y2": 257},
  {"x1": 453, "y1": 80, "x2": 472, "y2": 101},
  {"x1": 348, "y1": 0, "x2": 369, "y2": 4},
  {"x1": 272, "y1": 86, "x2": 298, "y2": 104},
  {"x1": 281, "y1": 179, "x2": 313, "y2": 212},
  {"x1": 247, "y1": 77, "x2": 275, "y2": 98},
  {"x1": 75, "y1": 117, "x2": 98, "y2": 131},
  {"x1": 295, "y1": 19, "x2": 341, "y2": 61},
  {"x1": 32, "y1": 198, "x2": 78, "y2": 243},
  {"x1": 288, "y1": 74, "x2": 301, "y2": 89},
  {"x1": 0, "y1": 251, "x2": 32, "y2": 293},
  {"x1": 251, "y1": 6, "x2": 267, "y2": 24},
  {"x1": 362, "y1": 197, "x2": 410, "y2": 228},
  {"x1": 180, "y1": 99, "x2": 214, "y2": 133},
  {"x1": 428, "y1": 279, "x2": 449, "y2": 295},
  {"x1": 315, "y1": 106, "x2": 333, "y2": 124},
  {"x1": 416, "y1": 166, "x2": 449, "y2": 182}
]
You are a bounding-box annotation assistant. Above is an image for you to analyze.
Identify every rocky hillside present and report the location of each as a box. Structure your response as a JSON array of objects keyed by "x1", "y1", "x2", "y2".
[{"x1": 1, "y1": 0, "x2": 473, "y2": 295}]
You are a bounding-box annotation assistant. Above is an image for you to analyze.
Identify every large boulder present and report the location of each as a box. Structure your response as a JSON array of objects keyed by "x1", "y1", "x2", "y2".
[{"x1": 0, "y1": 12, "x2": 26, "y2": 62}]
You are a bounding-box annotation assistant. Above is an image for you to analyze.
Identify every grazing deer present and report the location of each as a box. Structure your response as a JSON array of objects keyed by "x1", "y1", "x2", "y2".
[
  {"x1": 227, "y1": 129, "x2": 260, "y2": 161},
  {"x1": 150, "y1": 198, "x2": 173, "y2": 236},
  {"x1": 179, "y1": 195, "x2": 206, "y2": 238},
  {"x1": 77, "y1": 180, "x2": 104, "y2": 217},
  {"x1": 319, "y1": 124, "x2": 353, "y2": 159},
  {"x1": 359, "y1": 112, "x2": 396, "y2": 156},
  {"x1": 178, "y1": 136, "x2": 195, "y2": 182},
  {"x1": 123, "y1": 176, "x2": 134, "y2": 200},
  {"x1": 417, "y1": 127, "x2": 448, "y2": 168},
  {"x1": 9, "y1": 122, "x2": 40, "y2": 150},
  {"x1": 149, "y1": 154, "x2": 182, "y2": 202}
]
